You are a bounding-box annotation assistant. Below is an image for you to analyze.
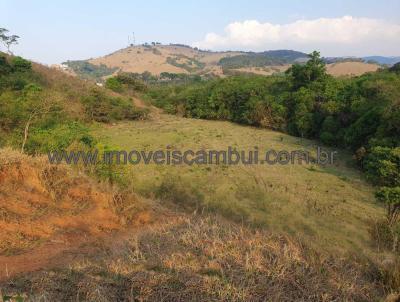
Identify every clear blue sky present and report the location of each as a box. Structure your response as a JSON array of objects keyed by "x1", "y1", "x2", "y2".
[{"x1": 2, "y1": 0, "x2": 400, "y2": 64}]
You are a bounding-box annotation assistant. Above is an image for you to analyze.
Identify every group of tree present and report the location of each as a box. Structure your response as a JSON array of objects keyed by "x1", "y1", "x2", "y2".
[
  {"x1": 0, "y1": 52, "x2": 147, "y2": 154},
  {"x1": 146, "y1": 51, "x2": 400, "y2": 246},
  {"x1": 105, "y1": 72, "x2": 148, "y2": 93},
  {"x1": 63, "y1": 60, "x2": 118, "y2": 81},
  {"x1": 218, "y1": 50, "x2": 308, "y2": 69}
]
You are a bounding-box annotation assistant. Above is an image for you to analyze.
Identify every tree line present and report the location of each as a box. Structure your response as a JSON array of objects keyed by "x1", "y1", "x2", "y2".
[{"x1": 146, "y1": 51, "x2": 400, "y2": 247}]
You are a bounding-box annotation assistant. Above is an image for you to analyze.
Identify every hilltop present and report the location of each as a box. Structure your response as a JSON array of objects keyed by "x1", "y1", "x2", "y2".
[
  {"x1": 63, "y1": 45, "x2": 243, "y2": 79},
  {"x1": 62, "y1": 44, "x2": 385, "y2": 80}
]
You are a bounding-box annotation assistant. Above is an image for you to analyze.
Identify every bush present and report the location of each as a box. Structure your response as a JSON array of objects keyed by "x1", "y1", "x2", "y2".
[
  {"x1": 62, "y1": 60, "x2": 118, "y2": 80},
  {"x1": 155, "y1": 175, "x2": 204, "y2": 210},
  {"x1": 115, "y1": 73, "x2": 147, "y2": 92},
  {"x1": 319, "y1": 116, "x2": 341, "y2": 145},
  {"x1": 11, "y1": 56, "x2": 32, "y2": 72},
  {"x1": 375, "y1": 187, "x2": 400, "y2": 226},
  {"x1": 389, "y1": 62, "x2": 400, "y2": 74},
  {"x1": 105, "y1": 77, "x2": 123, "y2": 92},
  {"x1": 369, "y1": 219, "x2": 396, "y2": 250},
  {"x1": 92, "y1": 144, "x2": 129, "y2": 187},
  {"x1": 364, "y1": 147, "x2": 400, "y2": 186},
  {"x1": 82, "y1": 88, "x2": 148, "y2": 122},
  {"x1": 22, "y1": 122, "x2": 94, "y2": 154},
  {"x1": 320, "y1": 132, "x2": 336, "y2": 145},
  {"x1": 0, "y1": 54, "x2": 12, "y2": 75}
]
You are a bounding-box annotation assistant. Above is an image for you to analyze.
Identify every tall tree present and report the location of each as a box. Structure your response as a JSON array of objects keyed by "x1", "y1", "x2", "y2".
[
  {"x1": 0, "y1": 28, "x2": 19, "y2": 54},
  {"x1": 5, "y1": 35, "x2": 19, "y2": 54},
  {"x1": 286, "y1": 51, "x2": 327, "y2": 89}
]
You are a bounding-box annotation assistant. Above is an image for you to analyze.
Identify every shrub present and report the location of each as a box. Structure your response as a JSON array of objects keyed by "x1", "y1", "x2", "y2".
[
  {"x1": 370, "y1": 219, "x2": 396, "y2": 250},
  {"x1": 376, "y1": 187, "x2": 400, "y2": 226},
  {"x1": 155, "y1": 175, "x2": 204, "y2": 210},
  {"x1": 115, "y1": 73, "x2": 147, "y2": 92},
  {"x1": 62, "y1": 60, "x2": 118, "y2": 80},
  {"x1": 82, "y1": 88, "x2": 147, "y2": 122},
  {"x1": 11, "y1": 56, "x2": 31, "y2": 72},
  {"x1": 207, "y1": 200, "x2": 250, "y2": 223},
  {"x1": 364, "y1": 147, "x2": 400, "y2": 186},
  {"x1": 22, "y1": 122, "x2": 94, "y2": 154},
  {"x1": 0, "y1": 54, "x2": 12, "y2": 75},
  {"x1": 105, "y1": 77, "x2": 123, "y2": 92},
  {"x1": 91, "y1": 144, "x2": 129, "y2": 187},
  {"x1": 389, "y1": 62, "x2": 400, "y2": 74}
]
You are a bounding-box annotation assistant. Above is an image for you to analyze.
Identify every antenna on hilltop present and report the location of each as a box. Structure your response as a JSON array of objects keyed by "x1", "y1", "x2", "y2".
[{"x1": 128, "y1": 32, "x2": 135, "y2": 47}]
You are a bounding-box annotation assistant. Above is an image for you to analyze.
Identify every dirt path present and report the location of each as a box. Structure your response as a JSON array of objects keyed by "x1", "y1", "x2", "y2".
[
  {"x1": 0, "y1": 232, "x2": 95, "y2": 281},
  {"x1": 0, "y1": 209, "x2": 179, "y2": 281}
]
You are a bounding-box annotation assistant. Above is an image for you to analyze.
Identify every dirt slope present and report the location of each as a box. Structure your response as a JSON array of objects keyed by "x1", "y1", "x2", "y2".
[{"x1": 0, "y1": 148, "x2": 151, "y2": 280}]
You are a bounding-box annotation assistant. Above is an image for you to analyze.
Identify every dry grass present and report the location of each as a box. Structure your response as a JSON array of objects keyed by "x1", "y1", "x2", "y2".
[
  {"x1": 89, "y1": 45, "x2": 242, "y2": 76},
  {"x1": 33, "y1": 61, "x2": 146, "y2": 120},
  {"x1": 0, "y1": 215, "x2": 385, "y2": 301},
  {"x1": 86, "y1": 45, "x2": 380, "y2": 78},
  {"x1": 32, "y1": 62, "x2": 92, "y2": 118},
  {"x1": 93, "y1": 114, "x2": 384, "y2": 255},
  {"x1": 326, "y1": 62, "x2": 380, "y2": 76},
  {"x1": 0, "y1": 112, "x2": 397, "y2": 300},
  {"x1": 0, "y1": 148, "x2": 150, "y2": 278}
]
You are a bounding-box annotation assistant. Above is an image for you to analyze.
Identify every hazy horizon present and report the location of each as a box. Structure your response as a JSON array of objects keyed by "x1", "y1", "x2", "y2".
[{"x1": 2, "y1": 0, "x2": 400, "y2": 64}]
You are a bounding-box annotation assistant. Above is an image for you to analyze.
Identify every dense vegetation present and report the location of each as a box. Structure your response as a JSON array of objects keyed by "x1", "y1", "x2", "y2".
[
  {"x1": 146, "y1": 51, "x2": 400, "y2": 245},
  {"x1": 166, "y1": 55, "x2": 206, "y2": 72},
  {"x1": 219, "y1": 50, "x2": 308, "y2": 69},
  {"x1": 105, "y1": 71, "x2": 207, "y2": 89},
  {"x1": 0, "y1": 53, "x2": 147, "y2": 154},
  {"x1": 105, "y1": 72, "x2": 148, "y2": 93},
  {"x1": 63, "y1": 60, "x2": 118, "y2": 80}
]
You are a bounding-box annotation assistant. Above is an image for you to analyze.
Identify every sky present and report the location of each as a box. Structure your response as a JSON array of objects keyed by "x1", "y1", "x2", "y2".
[{"x1": 2, "y1": 0, "x2": 400, "y2": 64}]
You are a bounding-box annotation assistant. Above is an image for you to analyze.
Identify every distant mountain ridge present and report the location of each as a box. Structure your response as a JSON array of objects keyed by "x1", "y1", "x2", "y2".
[
  {"x1": 323, "y1": 56, "x2": 400, "y2": 66},
  {"x1": 362, "y1": 56, "x2": 400, "y2": 65},
  {"x1": 62, "y1": 44, "x2": 386, "y2": 80}
]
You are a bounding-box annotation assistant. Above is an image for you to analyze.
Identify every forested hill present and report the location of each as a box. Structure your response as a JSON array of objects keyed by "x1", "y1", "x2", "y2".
[{"x1": 218, "y1": 50, "x2": 308, "y2": 69}]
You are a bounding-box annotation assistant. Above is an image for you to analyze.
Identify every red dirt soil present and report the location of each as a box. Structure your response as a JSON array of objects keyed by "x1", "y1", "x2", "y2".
[{"x1": 0, "y1": 149, "x2": 152, "y2": 280}]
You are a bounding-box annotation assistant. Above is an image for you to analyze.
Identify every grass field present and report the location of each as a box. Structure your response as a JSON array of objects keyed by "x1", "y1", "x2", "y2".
[
  {"x1": 0, "y1": 114, "x2": 390, "y2": 301},
  {"x1": 93, "y1": 114, "x2": 384, "y2": 257}
]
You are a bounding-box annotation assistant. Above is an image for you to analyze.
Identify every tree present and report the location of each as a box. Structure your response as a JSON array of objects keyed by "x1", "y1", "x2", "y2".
[
  {"x1": 287, "y1": 87, "x2": 316, "y2": 137},
  {"x1": 364, "y1": 146, "x2": 400, "y2": 186},
  {"x1": 389, "y1": 62, "x2": 400, "y2": 74},
  {"x1": 105, "y1": 77, "x2": 123, "y2": 92},
  {"x1": 376, "y1": 187, "x2": 400, "y2": 226},
  {"x1": 286, "y1": 51, "x2": 327, "y2": 89},
  {"x1": 20, "y1": 84, "x2": 61, "y2": 153},
  {"x1": 4, "y1": 35, "x2": 19, "y2": 54},
  {"x1": 0, "y1": 28, "x2": 7, "y2": 40},
  {"x1": 0, "y1": 28, "x2": 19, "y2": 54},
  {"x1": 0, "y1": 28, "x2": 9, "y2": 52}
]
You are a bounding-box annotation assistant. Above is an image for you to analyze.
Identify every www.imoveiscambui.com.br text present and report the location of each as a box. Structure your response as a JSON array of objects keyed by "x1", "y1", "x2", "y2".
[{"x1": 47, "y1": 147, "x2": 338, "y2": 166}]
